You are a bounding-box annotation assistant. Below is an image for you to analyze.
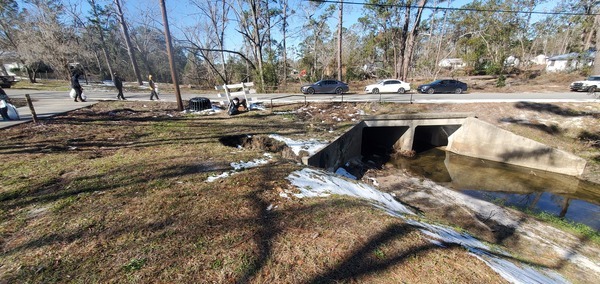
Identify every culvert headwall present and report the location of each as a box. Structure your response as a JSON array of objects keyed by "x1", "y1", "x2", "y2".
[
  {"x1": 305, "y1": 113, "x2": 587, "y2": 177},
  {"x1": 447, "y1": 117, "x2": 587, "y2": 176}
]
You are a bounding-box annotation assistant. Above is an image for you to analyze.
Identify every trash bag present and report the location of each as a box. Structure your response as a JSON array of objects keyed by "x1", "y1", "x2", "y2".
[
  {"x1": 81, "y1": 92, "x2": 87, "y2": 102},
  {"x1": 69, "y1": 88, "x2": 76, "y2": 99}
]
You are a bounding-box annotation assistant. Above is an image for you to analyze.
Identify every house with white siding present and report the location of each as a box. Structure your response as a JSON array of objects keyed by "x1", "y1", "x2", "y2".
[{"x1": 545, "y1": 51, "x2": 595, "y2": 72}]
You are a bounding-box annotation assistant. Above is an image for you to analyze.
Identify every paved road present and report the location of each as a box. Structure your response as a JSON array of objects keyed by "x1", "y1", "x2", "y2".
[{"x1": 1, "y1": 87, "x2": 598, "y2": 129}]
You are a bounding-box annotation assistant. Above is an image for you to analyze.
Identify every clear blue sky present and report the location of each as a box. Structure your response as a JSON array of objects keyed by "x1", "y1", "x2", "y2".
[{"x1": 17, "y1": 0, "x2": 562, "y2": 54}]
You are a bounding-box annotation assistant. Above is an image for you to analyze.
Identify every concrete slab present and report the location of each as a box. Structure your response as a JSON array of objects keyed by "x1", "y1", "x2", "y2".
[{"x1": 1, "y1": 99, "x2": 96, "y2": 129}]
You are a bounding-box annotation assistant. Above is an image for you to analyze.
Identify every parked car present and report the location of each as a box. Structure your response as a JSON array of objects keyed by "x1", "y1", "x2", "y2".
[
  {"x1": 0, "y1": 76, "x2": 17, "y2": 88},
  {"x1": 364, "y1": 79, "x2": 411, "y2": 94},
  {"x1": 301, "y1": 80, "x2": 349, "y2": 94},
  {"x1": 569, "y1": 75, "x2": 600, "y2": 92},
  {"x1": 417, "y1": 79, "x2": 467, "y2": 94}
]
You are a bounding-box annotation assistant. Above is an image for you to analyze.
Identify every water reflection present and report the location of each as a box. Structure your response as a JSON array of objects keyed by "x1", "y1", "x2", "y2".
[{"x1": 391, "y1": 148, "x2": 600, "y2": 231}]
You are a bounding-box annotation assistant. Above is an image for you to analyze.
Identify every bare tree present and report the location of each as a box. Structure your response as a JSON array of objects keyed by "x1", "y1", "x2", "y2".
[
  {"x1": 0, "y1": 0, "x2": 35, "y2": 81},
  {"x1": 188, "y1": 0, "x2": 230, "y2": 83},
  {"x1": 401, "y1": 0, "x2": 427, "y2": 80},
  {"x1": 234, "y1": 0, "x2": 266, "y2": 89},
  {"x1": 114, "y1": 0, "x2": 142, "y2": 85},
  {"x1": 17, "y1": 0, "x2": 87, "y2": 80}
]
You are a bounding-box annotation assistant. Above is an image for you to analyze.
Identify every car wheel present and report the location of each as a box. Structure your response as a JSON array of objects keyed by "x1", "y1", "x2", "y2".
[
  {"x1": 335, "y1": 87, "x2": 343, "y2": 95},
  {"x1": 427, "y1": 88, "x2": 435, "y2": 94},
  {"x1": 397, "y1": 88, "x2": 405, "y2": 94},
  {"x1": 455, "y1": 88, "x2": 463, "y2": 94},
  {"x1": 307, "y1": 87, "x2": 315, "y2": 94},
  {"x1": 372, "y1": 88, "x2": 379, "y2": 94},
  {"x1": 588, "y1": 86, "x2": 597, "y2": 93}
]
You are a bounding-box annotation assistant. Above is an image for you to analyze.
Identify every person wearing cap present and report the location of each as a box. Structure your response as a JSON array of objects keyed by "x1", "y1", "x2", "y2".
[
  {"x1": 114, "y1": 72, "x2": 126, "y2": 100},
  {"x1": 148, "y1": 75, "x2": 159, "y2": 100}
]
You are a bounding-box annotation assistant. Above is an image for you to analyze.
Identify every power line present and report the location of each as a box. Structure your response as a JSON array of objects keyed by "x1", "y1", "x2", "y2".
[{"x1": 307, "y1": 0, "x2": 600, "y2": 16}]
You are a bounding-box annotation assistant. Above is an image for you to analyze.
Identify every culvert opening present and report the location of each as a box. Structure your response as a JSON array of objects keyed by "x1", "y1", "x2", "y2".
[
  {"x1": 360, "y1": 125, "x2": 461, "y2": 162},
  {"x1": 412, "y1": 125, "x2": 461, "y2": 152},
  {"x1": 361, "y1": 126, "x2": 409, "y2": 165}
]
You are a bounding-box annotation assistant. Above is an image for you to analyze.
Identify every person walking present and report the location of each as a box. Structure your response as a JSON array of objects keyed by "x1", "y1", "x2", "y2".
[
  {"x1": 0, "y1": 86, "x2": 11, "y2": 120},
  {"x1": 71, "y1": 72, "x2": 84, "y2": 102},
  {"x1": 114, "y1": 72, "x2": 126, "y2": 100},
  {"x1": 148, "y1": 75, "x2": 159, "y2": 100}
]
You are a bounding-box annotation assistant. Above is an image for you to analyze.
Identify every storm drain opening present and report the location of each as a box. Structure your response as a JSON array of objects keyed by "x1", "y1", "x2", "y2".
[
  {"x1": 412, "y1": 125, "x2": 461, "y2": 153},
  {"x1": 361, "y1": 126, "x2": 409, "y2": 165},
  {"x1": 188, "y1": 97, "x2": 212, "y2": 111}
]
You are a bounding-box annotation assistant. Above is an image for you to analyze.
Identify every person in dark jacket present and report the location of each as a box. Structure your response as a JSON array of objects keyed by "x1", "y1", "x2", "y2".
[
  {"x1": 0, "y1": 86, "x2": 11, "y2": 120},
  {"x1": 148, "y1": 75, "x2": 159, "y2": 100},
  {"x1": 71, "y1": 73, "x2": 84, "y2": 102},
  {"x1": 114, "y1": 72, "x2": 125, "y2": 100},
  {"x1": 227, "y1": 97, "x2": 247, "y2": 115}
]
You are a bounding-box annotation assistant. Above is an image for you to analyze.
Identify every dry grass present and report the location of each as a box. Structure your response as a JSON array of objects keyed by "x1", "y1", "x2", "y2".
[{"x1": 1, "y1": 99, "x2": 598, "y2": 283}]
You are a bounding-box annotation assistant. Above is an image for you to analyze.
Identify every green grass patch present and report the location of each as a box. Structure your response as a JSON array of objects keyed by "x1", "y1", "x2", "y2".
[
  {"x1": 122, "y1": 258, "x2": 147, "y2": 272},
  {"x1": 524, "y1": 209, "x2": 600, "y2": 244}
]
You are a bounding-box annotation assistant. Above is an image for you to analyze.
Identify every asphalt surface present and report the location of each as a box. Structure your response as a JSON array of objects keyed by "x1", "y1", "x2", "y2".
[{"x1": 1, "y1": 86, "x2": 598, "y2": 129}]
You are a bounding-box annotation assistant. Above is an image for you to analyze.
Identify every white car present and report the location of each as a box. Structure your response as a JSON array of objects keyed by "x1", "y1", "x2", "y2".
[
  {"x1": 570, "y1": 75, "x2": 600, "y2": 92},
  {"x1": 365, "y1": 79, "x2": 411, "y2": 94}
]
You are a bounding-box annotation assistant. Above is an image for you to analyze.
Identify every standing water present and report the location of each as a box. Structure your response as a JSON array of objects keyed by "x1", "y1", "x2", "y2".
[{"x1": 390, "y1": 148, "x2": 600, "y2": 231}]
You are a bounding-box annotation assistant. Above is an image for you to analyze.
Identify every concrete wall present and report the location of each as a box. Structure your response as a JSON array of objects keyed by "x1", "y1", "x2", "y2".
[
  {"x1": 305, "y1": 113, "x2": 472, "y2": 170},
  {"x1": 447, "y1": 117, "x2": 587, "y2": 176},
  {"x1": 306, "y1": 114, "x2": 587, "y2": 177},
  {"x1": 305, "y1": 122, "x2": 366, "y2": 171}
]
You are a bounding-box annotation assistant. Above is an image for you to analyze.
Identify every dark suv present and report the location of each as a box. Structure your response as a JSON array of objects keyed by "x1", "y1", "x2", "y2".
[{"x1": 0, "y1": 76, "x2": 17, "y2": 88}]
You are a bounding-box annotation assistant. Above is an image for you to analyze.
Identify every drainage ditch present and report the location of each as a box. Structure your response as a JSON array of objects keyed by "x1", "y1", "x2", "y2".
[{"x1": 308, "y1": 116, "x2": 600, "y2": 231}]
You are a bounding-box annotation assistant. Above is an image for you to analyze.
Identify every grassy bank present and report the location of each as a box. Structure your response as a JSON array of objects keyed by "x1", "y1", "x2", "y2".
[{"x1": 1, "y1": 100, "x2": 598, "y2": 282}]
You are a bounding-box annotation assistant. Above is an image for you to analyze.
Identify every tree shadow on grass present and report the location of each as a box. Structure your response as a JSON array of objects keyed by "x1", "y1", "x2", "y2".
[
  {"x1": 308, "y1": 223, "x2": 435, "y2": 282},
  {"x1": 498, "y1": 117, "x2": 561, "y2": 134},
  {"x1": 514, "y1": 102, "x2": 598, "y2": 117},
  {"x1": 578, "y1": 130, "x2": 600, "y2": 148}
]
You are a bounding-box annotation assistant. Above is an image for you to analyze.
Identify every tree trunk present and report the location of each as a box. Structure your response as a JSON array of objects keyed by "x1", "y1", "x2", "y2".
[
  {"x1": 402, "y1": 0, "x2": 427, "y2": 81},
  {"x1": 337, "y1": 0, "x2": 343, "y2": 81},
  {"x1": 219, "y1": 0, "x2": 228, "y2": 83},
  {"x1": 397, "y1": 3, "x2": 411, "y2": 79},
  {"x1": 282, "y1": 0, "x2": 288, "y2": 88},
  {"x1": 91, "y1": 0, "x2": 114, "y2": 82},
  {"x1": 248, "y1": 0, "x2": 265, "y2": 89},
  {"x1": 593, "y1": 15, "x2": 600, "y2": 75},
  {"x1": 114, "y1": 0, "x2": 143, "y2": 85}
]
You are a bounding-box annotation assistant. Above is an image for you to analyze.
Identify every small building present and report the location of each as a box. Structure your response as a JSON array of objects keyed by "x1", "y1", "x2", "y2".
[
  {"x1": 438, "y1": 58, "x2": 466, "y2": 69},
  {"x1": 545, "y1": 51, "x2": 595, "y2": 72},
  {"x1": 0, "y1": 51, "x2": 21, "y2": 76},
  {"x1": 504, "y1": 56, "x2": 520, "y2": 67},
  {"x1": 530, "y1": 54, "x2": 547, "y2": 66}
]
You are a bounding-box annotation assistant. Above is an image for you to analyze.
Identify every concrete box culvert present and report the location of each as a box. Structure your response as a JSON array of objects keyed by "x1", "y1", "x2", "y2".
[{"x1": 306, "y1": 114, "x2": 587, "y2": 177}]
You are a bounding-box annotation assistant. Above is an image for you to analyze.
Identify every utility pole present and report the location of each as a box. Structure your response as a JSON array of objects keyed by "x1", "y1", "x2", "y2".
[
  {"x1": 337, "y1": 0, "x2": 343, "y2": 81},
  {"x1": 159, "y1": 0, "x2": 183, "y2": 111}
]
